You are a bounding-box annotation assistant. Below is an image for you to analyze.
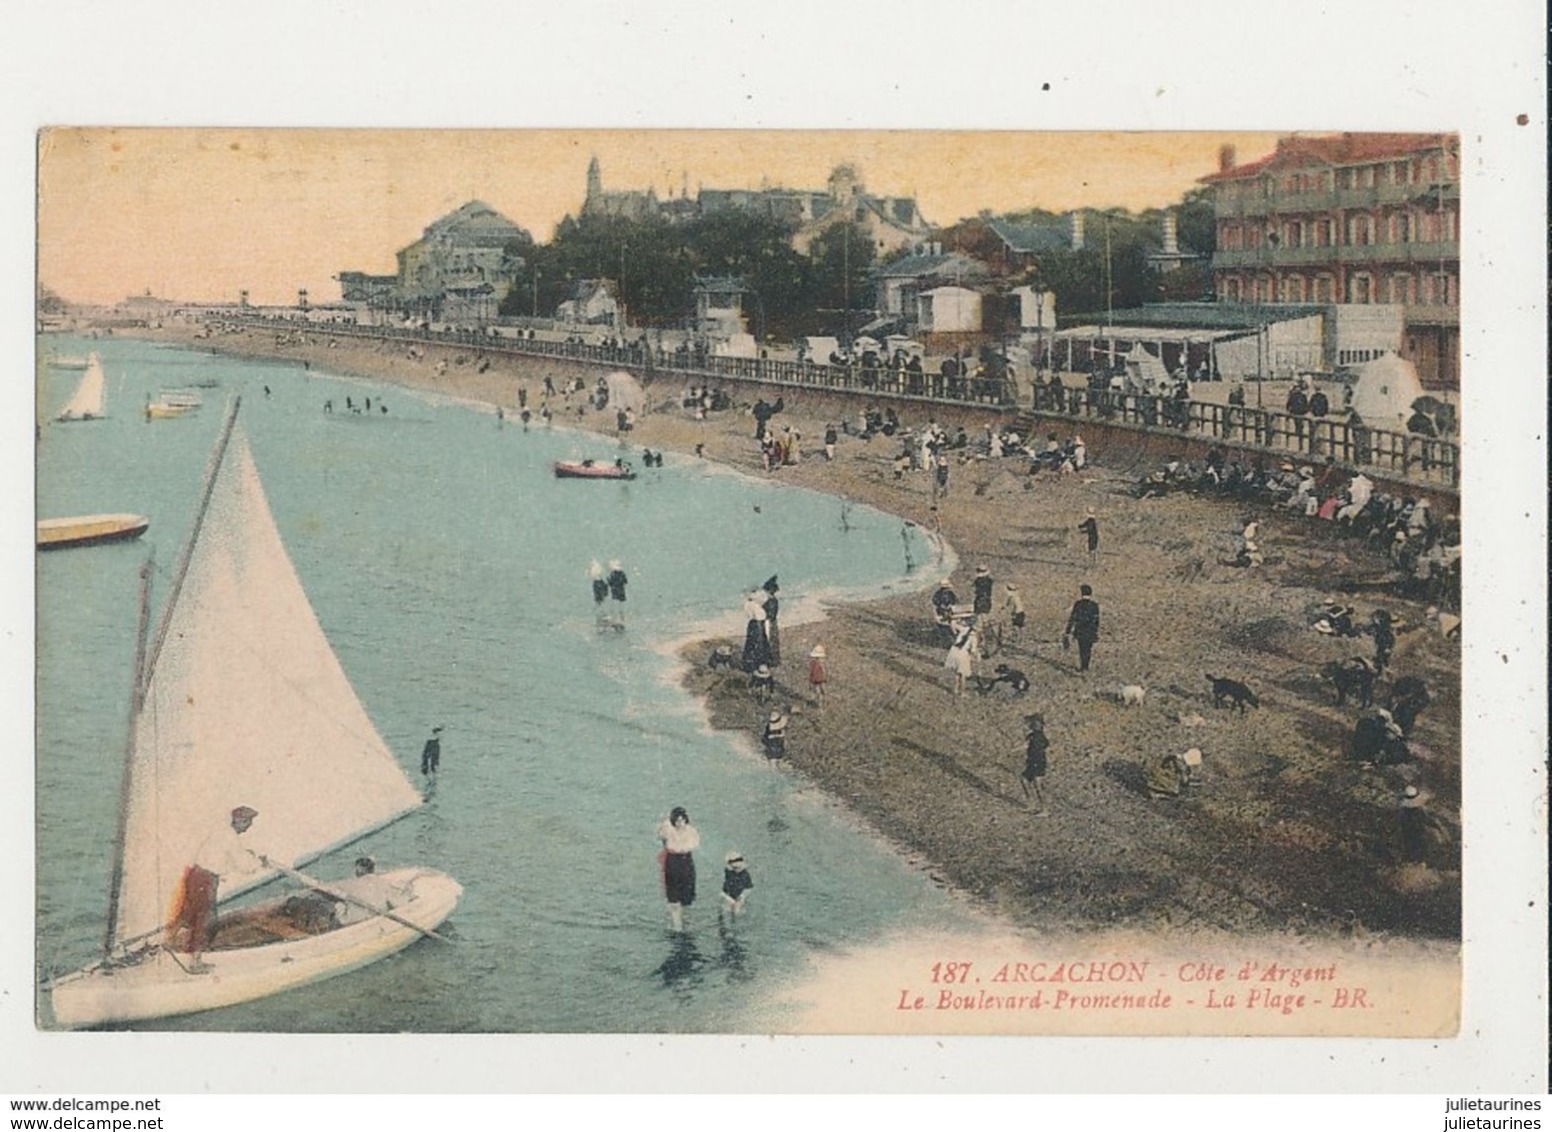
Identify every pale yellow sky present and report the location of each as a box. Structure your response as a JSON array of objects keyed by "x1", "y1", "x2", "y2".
[{"x1": 37, "y1": 128, "x2": 1281, "y2": 306}]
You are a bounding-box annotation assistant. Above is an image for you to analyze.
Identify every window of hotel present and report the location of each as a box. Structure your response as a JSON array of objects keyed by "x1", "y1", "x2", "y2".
[
  {"x1": 1388, "y1": 274, "x2": 1413, "y2": 304},
  {"x1": 1313, "y1": 275, "x2": 1334, "y2": 302},
  {"x1": 1393, "y1": 162, "x2": 1409, "y2": 185},
  {"x1": 1225, "y1": 278, "x2": 1243, "y2": 302},
  {"x1": 1393, "y1": 213, "x2": 1412, "y2": 243},
  {"x1": 1347, "y1": 215, "x2": 1373, "y2": 245},
  {"x1": 1350, "y1": 275, "x2": 1372, "y2": 304},
  {"x1": 1284, "y1": 222, "x2": 1301, "y2": 248},
  {"x1": 1247, "y1": 227, "x2": 1262, "y2": 249}
]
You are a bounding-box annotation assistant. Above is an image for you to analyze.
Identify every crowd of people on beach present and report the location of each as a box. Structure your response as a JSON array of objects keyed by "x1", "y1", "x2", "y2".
[
  {"x1": 1129, "y1": 447, "x2": 1461, "y2": 608},
  {"x1": 658, "y1": 378, "x2": 1460, "y2": 891},
  {"x1": 155, "y1": 318, "x2": 1463, "y2": 933}
]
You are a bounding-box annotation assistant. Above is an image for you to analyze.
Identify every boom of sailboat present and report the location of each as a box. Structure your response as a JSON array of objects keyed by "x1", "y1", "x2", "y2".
[{"x1": 47, "y1": 396, "x2": 461, "y2": 1028}]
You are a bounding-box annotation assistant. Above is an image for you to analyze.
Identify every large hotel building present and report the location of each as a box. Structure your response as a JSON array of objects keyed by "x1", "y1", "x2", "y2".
[{"x1": 1202, "y1": 133, "x2": 1459, "y2": 385}]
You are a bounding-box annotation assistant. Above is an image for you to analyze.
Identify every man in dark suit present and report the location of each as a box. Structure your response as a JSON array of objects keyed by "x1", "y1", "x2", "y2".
[{"x1": 1063, "y1": 584, "x2": 1101, "y2": 673}]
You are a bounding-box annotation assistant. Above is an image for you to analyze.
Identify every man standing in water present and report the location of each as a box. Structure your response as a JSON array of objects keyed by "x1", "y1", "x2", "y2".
[
  {"x1": 421, "y1": 726, "x2": 443, "y2": 777},
  {"x1": 588, "y1": 559, "x2": 609, "y2": 625},
  {"x1": 606, "y1": 560, "x2": 628, "y2": 628}
]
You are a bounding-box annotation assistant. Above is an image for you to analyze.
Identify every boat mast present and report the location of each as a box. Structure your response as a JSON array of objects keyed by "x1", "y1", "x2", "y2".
[
  {"x1": 103, "y1": 395, "x2": 240, "y2": 953},
  {"x1": 101, "y1": 558, "x2": 154, "y2": 956},
  {"x1": 140, "y1": 396, "x2": 241, "y2": 692}
]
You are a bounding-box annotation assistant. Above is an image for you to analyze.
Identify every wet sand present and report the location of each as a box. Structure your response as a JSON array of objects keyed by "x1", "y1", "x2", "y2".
[{"x1": 132, "y1": 323, "x2": 1462, "y2": 941}]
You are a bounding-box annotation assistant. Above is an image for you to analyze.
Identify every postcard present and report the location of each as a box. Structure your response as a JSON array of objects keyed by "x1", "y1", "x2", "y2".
[{"x1": 8, "y1": 2, "x2": 1547, "y2": 1098}]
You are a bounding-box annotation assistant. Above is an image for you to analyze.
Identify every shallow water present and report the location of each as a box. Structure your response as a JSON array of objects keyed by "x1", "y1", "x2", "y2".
[{"x1": 35, "y1": 335, "x2": 977, "y2": 1032}]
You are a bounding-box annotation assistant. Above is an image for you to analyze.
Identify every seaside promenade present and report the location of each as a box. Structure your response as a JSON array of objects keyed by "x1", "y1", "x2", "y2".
[
  {"x1": 110, "y1": 318, "x2": 1463, "y2": 945},
  {"x1": 204, "y1": 314, "x2": 1459, "y2": 494}
]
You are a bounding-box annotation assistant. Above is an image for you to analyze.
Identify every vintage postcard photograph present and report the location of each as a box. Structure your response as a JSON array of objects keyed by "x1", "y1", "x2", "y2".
[{"x1": 32, "y1": 126, "x2": 1473, "y2": 1042}]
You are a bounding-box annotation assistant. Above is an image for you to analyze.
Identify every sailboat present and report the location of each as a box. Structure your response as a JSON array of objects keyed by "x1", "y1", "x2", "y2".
[
  {"x1": 55, "y1": 352, "x2": 106, "y2": 422},
  {"x1": 48, "y1": 398, "x2": 461, "y2": 1028}
]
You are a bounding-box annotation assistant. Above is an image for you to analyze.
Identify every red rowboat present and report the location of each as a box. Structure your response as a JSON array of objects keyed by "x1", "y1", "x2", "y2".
[{"x1": 553, "y1": 460, "x2": 636, "y2": 481}]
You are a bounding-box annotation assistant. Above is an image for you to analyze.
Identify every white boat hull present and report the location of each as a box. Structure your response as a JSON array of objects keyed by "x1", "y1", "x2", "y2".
[
  {"x1": 37, "y1": 513, "x2": 149, "y2": 550},
  {"x1": 48, "y1": 868, "x2": 461, "y2": 1029}
]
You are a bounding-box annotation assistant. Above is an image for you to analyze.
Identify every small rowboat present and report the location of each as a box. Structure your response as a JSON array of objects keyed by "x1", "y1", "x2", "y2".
[
  {"x1": 37, "y1": 514, "x2": 149, "y2": 551},
  {"x1": 553, "y1": 460, "x2": 636, "y2": 481},
  {"x1": 145, "y1": 392, "x2": 201, "y2": 419}
]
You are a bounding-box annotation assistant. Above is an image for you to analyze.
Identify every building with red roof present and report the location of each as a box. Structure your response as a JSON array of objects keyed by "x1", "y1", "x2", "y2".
[{"x1": 1201, "y1": 134, "x2": 1458, "y2": 386}]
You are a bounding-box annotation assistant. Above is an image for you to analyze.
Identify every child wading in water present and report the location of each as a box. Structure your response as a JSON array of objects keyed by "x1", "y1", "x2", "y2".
[{"x1": 721, "y1": 851, "x2": 753, "y2": 919}]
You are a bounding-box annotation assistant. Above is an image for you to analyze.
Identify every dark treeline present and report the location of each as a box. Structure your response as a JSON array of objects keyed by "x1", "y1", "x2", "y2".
[{"x1": 500, "y1": 187, "x2": 1215, "y2": 339}]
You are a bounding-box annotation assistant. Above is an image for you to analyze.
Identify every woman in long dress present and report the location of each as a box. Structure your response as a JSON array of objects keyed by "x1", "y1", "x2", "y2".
[
  {"x1": 655, "y1": 806, "x2": 700, "y2": 932},
  {"x1": 761, "y1": 576, "x2": 781, "y2": 666},
  {"x1": 943, "y1": 622, "x2": 978, "y2": 696}
]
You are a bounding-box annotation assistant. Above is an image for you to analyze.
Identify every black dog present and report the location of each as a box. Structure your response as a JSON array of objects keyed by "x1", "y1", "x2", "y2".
[
  {"x1": 1321, "y1": 657, "x2": 1376, "y2": 707},
  {"x1": 975, "y1": 664, "x2": 1031, "y2": 696},
  {"x1": 1389, "y1": 676, "x2": 1431, "y2": 736},
  {"x1": 1206, "y1": 673, "x2": 1260, "y2": 713}
]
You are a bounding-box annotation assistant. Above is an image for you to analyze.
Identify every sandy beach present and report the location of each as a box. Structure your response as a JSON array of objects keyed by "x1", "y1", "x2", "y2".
[{"x1": 124, "y1": 321, "x2": 1462, "y2": 943}]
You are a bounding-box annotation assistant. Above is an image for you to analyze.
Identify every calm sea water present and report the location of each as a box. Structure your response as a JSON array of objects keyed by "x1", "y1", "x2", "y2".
[{"x1": 35, "y1": 335, "x2": 974, "y2": 1032}]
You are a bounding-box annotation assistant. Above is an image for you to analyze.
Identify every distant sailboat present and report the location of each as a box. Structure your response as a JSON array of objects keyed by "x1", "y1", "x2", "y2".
[
  {"x1": 48, "y1": 354, "x2": 90, "y2": 370},
  {"x1": 55, "y1": 353, "x2": 106, "y2": 422},
  {"x1": 48, "y1": 398, "x2": 461, "y2": 1028}
]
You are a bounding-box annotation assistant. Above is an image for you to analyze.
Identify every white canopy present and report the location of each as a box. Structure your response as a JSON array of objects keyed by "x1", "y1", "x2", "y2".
[{"x1": 1348, "y1": 353, "x2": 1425, "y2": 429}]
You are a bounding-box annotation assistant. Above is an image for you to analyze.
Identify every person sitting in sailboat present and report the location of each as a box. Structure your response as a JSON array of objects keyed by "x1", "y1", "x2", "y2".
[
  {"x1": 331, "y1": 857, "x2": 405, "y2": 926},
  {"x1": 165, "y1": 805, "x2": 266, "y2": 973}
]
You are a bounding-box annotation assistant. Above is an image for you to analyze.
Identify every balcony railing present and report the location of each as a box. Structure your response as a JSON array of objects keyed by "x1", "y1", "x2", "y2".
[
  {"x1": 1213, "y1": 241, "x2": 1458, "y2": 270},
  {"x1": 213, "y1": 314, "x2": 1459, "y2": 490}
]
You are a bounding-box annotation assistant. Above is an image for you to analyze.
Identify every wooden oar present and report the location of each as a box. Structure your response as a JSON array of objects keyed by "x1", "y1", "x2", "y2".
[{"x1": 267, "y1": 860, "x2": 452, "y2": 944}]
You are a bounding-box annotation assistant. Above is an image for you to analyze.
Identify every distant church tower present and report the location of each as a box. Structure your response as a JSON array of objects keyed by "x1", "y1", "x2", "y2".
[{"x1": 585, "y1": 156, "x2": 603, "y2": 211}]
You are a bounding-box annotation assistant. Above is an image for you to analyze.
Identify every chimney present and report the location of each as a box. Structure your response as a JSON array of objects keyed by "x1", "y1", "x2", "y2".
[
  {"x1": 1163, "y1": 210, "x2": 1179, "y2": 255},
  {"x1": 1218, "y1": 145, "x2": 1236, "y2": 174},
  {"x1": 1069, "y1": 211, "x2": 1085, "y2": 251}
]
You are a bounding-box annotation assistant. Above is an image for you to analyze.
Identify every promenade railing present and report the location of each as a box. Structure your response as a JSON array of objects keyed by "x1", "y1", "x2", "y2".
[{"x1": 214, "y1": 315, "x2": 1458, "y2": 489}]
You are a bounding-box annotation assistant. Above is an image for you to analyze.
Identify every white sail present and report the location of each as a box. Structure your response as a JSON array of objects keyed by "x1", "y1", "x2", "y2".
[
  {"x1": 57, "y1": 353, "x2": 106, "y2": 420},
  {"x1": 113, "y1": 426, "x2": 423, "y2": 949}
]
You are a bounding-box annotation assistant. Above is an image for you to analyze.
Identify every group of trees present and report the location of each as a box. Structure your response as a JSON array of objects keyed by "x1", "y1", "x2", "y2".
[
  {"x1": 997, "y1": 188, "x2": 1217, "y2": 319},
  {"x1": 498, "y1": 210, "x2": 875, "y2": 341},
  {"x1": 498, "y1": 187, "x2": 1214, "y2": 339}
]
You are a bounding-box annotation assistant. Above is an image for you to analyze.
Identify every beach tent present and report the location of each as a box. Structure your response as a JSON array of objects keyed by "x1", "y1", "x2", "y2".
[
  {"x1": 1347, "y1": 353, "x2": 1425, "y2": 430},
  {"x1": 800, "y1": 336, "x2": 840, "y2": 362},
  {"x1": 602, "y1": 371, "x2": 645, "y2": 416},
  {"x1": 1122, "y1": 344, "x2": 1171, "y2": 390}
]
